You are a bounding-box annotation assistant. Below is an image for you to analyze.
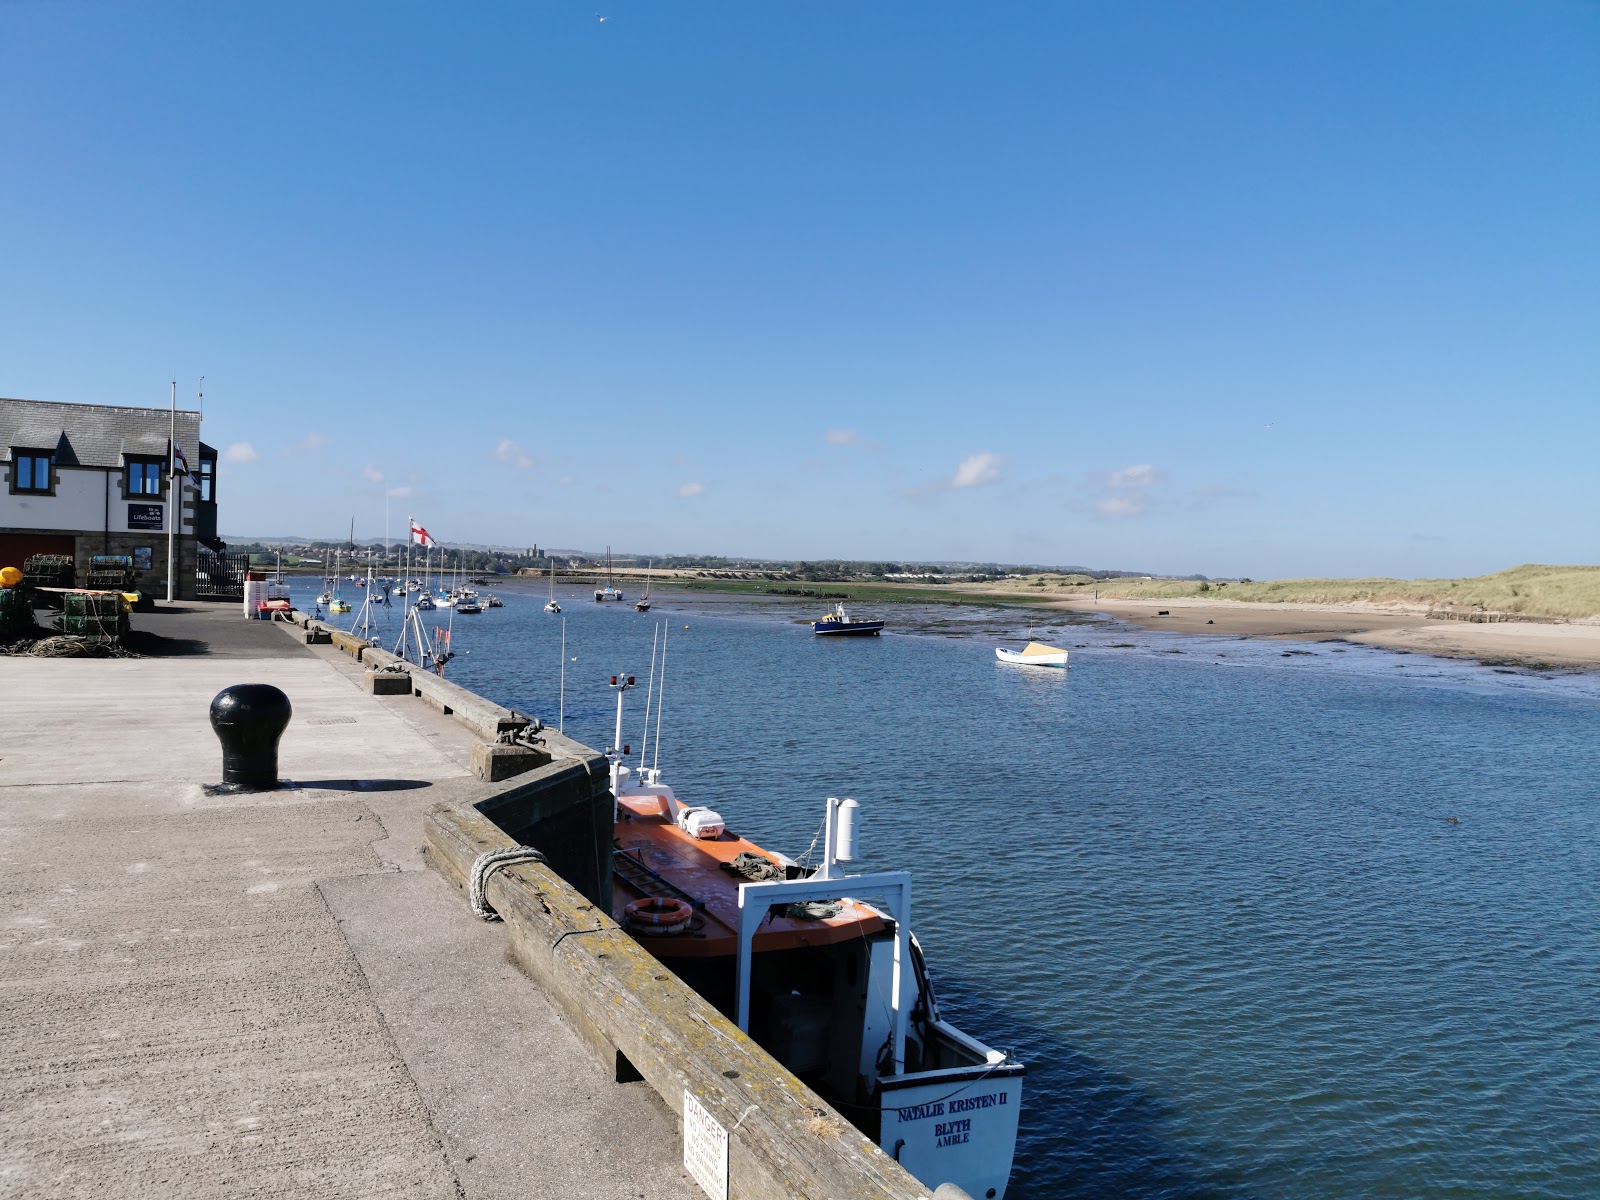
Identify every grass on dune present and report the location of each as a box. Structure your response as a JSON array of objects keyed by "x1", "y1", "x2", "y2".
[{"x1": 979, "y1": 565, "x2": 1600, "y2": 620}]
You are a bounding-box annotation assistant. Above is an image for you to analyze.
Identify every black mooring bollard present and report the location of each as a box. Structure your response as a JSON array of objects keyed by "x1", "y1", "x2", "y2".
[{"x1": 209, "y1": 684, "x2": 293, "y2": 790}]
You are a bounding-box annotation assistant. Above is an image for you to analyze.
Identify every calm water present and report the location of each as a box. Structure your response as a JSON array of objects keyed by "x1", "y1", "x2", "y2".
[{"x1": 309, "y1": 580, "x2": 1600, "y2": 1199}]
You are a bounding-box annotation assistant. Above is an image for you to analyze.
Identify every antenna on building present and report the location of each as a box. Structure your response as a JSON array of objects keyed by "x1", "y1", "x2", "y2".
[{"x1": 197, "y1": 376, "x2": 204, "y2": 417}]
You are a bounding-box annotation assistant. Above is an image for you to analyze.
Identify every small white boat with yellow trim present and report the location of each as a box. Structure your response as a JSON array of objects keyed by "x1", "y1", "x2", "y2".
[{"x1": 995, "y1": 639, "x2": 1069, "y2": 668}]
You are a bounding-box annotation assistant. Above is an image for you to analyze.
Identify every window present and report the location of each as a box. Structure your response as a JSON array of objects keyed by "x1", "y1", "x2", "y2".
[
  {"x1": 198, "y1": 456, "x2": 215, "y2": 502},
  {"x1": 127, "y1": 460, "x2": 164, "y2": 496},
  {"x1": 11, "y1": 451, "x2": 53, "y2": 495}
]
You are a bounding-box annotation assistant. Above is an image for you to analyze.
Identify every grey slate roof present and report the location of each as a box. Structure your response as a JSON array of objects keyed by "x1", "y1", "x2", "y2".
[{"x1": 0, "y1": 397, "x2": 202, "y2": 469}]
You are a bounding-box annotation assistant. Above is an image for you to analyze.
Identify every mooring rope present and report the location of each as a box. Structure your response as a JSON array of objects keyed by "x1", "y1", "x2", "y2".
[{"x1": 468, "y1": 846, "x2": 547, "y2": 920}]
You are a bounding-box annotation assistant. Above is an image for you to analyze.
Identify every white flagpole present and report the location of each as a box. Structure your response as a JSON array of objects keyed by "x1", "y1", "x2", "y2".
[{"x1": 166, "y1": 380, "x2": 177, "y2": 602}]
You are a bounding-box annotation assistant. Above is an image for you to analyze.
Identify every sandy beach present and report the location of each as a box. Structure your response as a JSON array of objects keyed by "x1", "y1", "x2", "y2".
[{"x1": 1038, "y1": 595, "x2": 1600, "y2": 669}]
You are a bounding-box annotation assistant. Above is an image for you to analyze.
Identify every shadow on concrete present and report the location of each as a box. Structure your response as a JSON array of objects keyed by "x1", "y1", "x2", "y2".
[
  {"x1": 123, "y1": 630, "x2": 212, "y2": 657},
  {"x1": 292, "y1": 779, "x2": 434, "y2": 793}
]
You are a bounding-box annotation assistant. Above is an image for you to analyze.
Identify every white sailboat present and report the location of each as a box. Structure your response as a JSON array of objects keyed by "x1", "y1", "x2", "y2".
[{"x1": 544, "y1": 559, "x2": 561, "y2": 613}]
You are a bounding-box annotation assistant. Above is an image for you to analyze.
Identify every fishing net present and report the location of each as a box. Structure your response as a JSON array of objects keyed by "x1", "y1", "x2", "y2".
[
  {"x1": 786, "y1": 900, "x2": 843, "y2": 920},
  {"x1": 721, "y1": 851, "x2": 783, "y2": 882}
]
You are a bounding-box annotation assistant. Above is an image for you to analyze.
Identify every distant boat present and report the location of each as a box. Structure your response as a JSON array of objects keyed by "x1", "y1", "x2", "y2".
[
  {"x1": 329, "y1": 597, "x2": 352, "y2": 614},
  {"x1": 634, "y1": 560, "x2": 653, "y2": 611},
  {"x1": 545, "y1": 560, "x2": 561, "y2": 613},
  {"x1": 486, "y1": 594, "x2": 503, "y2": 608},
  {"x1": 455, "y1": 597, "x2": 482, "y2": 614},
  {"x1": 813, "y1": 602, "x2": 884, "y2": 637},
  {"x1": 594, "y1": 545, "x2": 625, "y2": 601},
  {"x1": 414, "y1": 592, "x2": 436, "y2": 611},
  {"x1": 995, "y1": 640, "x2": 1069, "y2": 668}
]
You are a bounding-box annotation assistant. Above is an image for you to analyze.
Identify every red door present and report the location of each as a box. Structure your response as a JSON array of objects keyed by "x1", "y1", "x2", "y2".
[{"x1": 0, "y1": 533, "x2": 77, "y2": 573}]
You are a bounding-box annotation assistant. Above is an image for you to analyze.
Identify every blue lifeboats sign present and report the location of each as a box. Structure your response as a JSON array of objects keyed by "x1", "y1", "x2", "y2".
[{"x1": 127, "y1": 503, "x2": 164, "y2": 531}]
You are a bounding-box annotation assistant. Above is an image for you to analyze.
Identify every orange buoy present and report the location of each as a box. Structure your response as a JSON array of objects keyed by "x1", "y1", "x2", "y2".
[{"x1": 624, "y1": 895, "x2": 693, "y2": 935}]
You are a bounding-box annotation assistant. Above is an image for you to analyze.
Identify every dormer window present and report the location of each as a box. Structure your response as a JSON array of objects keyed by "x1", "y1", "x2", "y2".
[
  {"x1": 10, "y1": 450, "x2": 54, "y2": 495},
  {"x1": 126, "y1": 458, "x2": 164, "y2": 497},
  {"x1": 198, "y1": 455, "x2": 215, "y2": 502}
]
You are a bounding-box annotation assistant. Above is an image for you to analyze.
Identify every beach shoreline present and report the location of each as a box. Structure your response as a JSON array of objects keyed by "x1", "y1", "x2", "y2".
[{"x1": 1032, "y1": 594, "x2": 1600, "y2": 669}]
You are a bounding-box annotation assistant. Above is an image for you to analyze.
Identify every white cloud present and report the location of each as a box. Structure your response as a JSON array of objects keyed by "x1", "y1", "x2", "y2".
[
  {"x1": 825, "y1": 428, "x2": 879, "y2": 449},
  {"x1": 556, "y1": 475, "x2": 575, "y2": 487},
  {"x1": 951, "y1": 452, "x2": 1003, "y2": 489},
  {"x1": 1108, "y1": 464, "x2": 1162, "y2": 488},
  {"x1": 678, "y1": 482, "x2": 705, "y2": 498},
  {"x1": 1095, "y1": 495, "x2": 1149, "y2": 518},
  {"x1": 288, "y1": 432, "x2": 330, "y2": 453},
  {"x1": 1088, "y1": 463, "x2": 1166, "y2": 518},
  {"x1": 361, "y1": 465, "x2": 384, "y2": 484},
  {"x1": 495, "y1": 439, "x2": 532, "y2": 470},
  {"x1": 222, "y1": 442, "x2": 258, "y2": 463},
  {"x1": 386, "y1": 485, "x2": 414, "y2": 499}
]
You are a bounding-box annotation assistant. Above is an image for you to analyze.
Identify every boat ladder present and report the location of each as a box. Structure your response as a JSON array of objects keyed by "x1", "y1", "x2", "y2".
[{"x1": 612, "y1": 848, "x2": 704, "y2": 911}]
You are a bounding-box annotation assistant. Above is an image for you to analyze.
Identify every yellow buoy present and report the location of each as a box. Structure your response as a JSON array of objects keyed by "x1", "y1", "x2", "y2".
[{"x1": 0, "y1": 566, "x2": 21, "y2": 588}]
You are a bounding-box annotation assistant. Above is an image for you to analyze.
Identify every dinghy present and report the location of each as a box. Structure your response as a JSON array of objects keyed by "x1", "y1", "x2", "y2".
[{"x1": 995, "y1": 640, "x2": 1069, "y2": 668}]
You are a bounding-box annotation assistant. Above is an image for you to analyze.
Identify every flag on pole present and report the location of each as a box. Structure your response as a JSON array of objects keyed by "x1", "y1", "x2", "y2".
[
  {"x1": 172, "y1": 444, "x2": 195, "y2": 486},
  {"x1": 410, "y1": 520, "x2": 435, "y2": 548}
]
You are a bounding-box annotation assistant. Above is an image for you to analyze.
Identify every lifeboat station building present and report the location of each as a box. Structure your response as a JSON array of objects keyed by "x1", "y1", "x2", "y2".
[{"x1": 0, "y1": 396, "x2": 221, "y2": 600}]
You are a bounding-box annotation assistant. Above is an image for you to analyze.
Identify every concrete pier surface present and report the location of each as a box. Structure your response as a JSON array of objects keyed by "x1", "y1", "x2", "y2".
[{"x1": 0, "y1": 603, "x2": 699, "y2": 1200}]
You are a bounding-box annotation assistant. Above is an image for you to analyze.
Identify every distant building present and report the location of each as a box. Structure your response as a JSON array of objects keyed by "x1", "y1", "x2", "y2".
[{"x1": 0, "y1": 397, "x2": 220, "y2": 599}]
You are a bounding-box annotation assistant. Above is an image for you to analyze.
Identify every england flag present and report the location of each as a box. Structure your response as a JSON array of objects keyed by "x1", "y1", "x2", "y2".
[{"x1": 410, "y1": 520, "x2": 436, "y2": 548}]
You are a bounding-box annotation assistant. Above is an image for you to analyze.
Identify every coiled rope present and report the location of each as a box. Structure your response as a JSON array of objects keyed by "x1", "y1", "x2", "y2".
[{"x1": 468, "y1": 846, "x2": 547, "y2": 920}]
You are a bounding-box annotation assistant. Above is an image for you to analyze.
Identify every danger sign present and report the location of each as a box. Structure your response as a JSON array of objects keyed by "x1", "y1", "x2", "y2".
[{"x1": 682, "y1": 1090, "x2": 729, "y2": 1200}]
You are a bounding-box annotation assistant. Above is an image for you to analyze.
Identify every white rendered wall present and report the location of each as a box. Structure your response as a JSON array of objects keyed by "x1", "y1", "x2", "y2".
[{"x1": 0, "y1": 466, "x2": 194, "y2": 535}]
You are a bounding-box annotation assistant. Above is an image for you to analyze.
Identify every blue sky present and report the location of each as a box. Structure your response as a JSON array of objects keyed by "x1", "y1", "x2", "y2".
[{"x1": 2, "y1": 1, "x2": 1595, "y2": 577}]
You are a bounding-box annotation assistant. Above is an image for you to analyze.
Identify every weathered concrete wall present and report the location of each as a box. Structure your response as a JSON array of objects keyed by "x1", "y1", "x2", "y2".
[{"x1": 425, "y1": 805, "x2": 926, "y2": 1200}]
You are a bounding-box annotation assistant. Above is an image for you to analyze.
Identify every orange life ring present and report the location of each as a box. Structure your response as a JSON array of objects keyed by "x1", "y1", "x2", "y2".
[{"x1": 624, "y1": 896, "x2": 692, "y2": 928}]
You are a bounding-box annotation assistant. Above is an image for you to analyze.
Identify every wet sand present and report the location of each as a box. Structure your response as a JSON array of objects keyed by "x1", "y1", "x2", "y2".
[{"x1": 1035, "y1": 595, "x2": 1600, "y2": 669}]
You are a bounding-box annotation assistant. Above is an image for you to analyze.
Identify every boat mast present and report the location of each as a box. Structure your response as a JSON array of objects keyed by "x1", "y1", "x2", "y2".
[
  {"x1": 652, "y1": 623, "x2": 668, "y2": 774},
  {"x1": 640, "y1": 621, "x2": 660, "y2": 770}
]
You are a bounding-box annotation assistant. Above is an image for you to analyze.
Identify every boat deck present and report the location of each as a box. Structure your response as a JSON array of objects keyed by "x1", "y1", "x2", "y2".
[{"x1": 613, "y1": 796, "x2": 884, "y2": 958}]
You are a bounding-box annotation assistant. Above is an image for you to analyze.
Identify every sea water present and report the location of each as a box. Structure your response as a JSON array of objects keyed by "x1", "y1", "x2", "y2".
[{"x1": 309, "y1": 580, "x2": 1600, "y2": 1199}]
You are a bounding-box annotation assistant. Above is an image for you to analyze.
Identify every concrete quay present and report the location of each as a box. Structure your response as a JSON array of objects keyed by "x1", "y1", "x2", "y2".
[{"x1": 0, "y1": 603, "x2": 700, "y2": 1200}]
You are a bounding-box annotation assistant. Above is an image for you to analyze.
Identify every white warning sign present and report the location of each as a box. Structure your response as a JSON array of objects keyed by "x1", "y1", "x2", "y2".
[{"x1": 682, "y1": 1090, "x2": 729, "y2": 1200}]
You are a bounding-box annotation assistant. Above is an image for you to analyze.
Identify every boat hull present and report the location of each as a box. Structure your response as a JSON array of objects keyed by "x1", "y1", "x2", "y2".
[
  {"x1": 995, "y1": 647, "x2": 1068, "y2": 667},
  {"x1": 814, "y1": 621, "x2": 884, "y2": 636},
  {"x1": 880, "y1": 1052, "x2": 1025, "y2": 1200}
]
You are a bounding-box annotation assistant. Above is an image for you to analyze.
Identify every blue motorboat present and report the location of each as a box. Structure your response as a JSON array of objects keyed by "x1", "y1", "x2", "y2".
[{"x1": 812, "y1": 602, "x2": 884, "y2": 636}]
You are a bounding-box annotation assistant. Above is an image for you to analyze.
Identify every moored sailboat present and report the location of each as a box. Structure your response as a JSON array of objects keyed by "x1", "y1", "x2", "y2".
[{"x1": 544, "y1": 559, "x2": 561, "y2": 613}]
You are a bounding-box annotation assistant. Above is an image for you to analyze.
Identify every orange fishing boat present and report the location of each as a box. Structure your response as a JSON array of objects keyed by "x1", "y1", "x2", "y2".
[{"x1": 603, "y1": 665, "x2": 1024, "y2": 1199}]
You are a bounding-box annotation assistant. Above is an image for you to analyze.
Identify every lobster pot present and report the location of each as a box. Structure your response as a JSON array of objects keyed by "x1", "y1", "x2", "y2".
[
  {"x1": 0, "y1": 587, "x2": 28, "y2": 636},
  {"x1": 59, "y1": 611, "x2": 129, "y2": 641},
  {"x1": 62, "y1": 592, "x2": 125, "y2": 619},
  {"x1": 23, "y1": 554, "x2": 75, "y2": 590}
]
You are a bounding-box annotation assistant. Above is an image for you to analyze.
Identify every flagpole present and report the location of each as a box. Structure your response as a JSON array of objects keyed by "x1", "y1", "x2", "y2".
[{"x1": 167, "y1": 379, "x2": 177, "y2": 602}]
